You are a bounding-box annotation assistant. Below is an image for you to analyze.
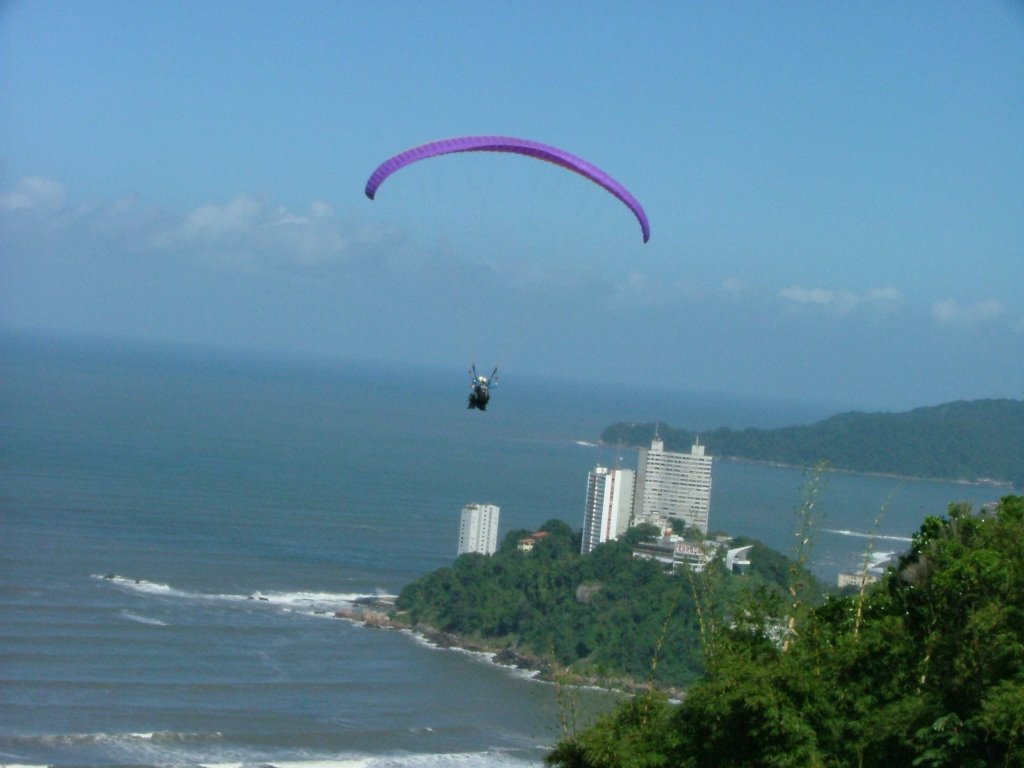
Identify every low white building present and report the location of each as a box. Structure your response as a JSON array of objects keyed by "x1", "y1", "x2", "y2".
[
  {"x1": 457, "y1": 503, "x2": 500, "y2": 556},
  {"x1": 633, "y1": 536, "x2": 720, "y2": 572},
  {"x1": 632, "y1": 537, "x2": 753, "y2": 573},
  {"x1": 838, "y1": 570, "x2": 879, "y2": 589},
  {"x1": 726, "y1": 545, "x2": 754, "y2": 572}
]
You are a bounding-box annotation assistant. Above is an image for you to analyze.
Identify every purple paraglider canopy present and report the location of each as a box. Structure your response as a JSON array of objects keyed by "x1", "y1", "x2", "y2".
[{"x1": 364, "y1": 135, "x2": 650, "y2": 243}]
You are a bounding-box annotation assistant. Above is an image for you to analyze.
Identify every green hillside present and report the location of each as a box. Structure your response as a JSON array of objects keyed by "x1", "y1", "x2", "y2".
[
  {"x1": 394, "y1": 521, "x2": 822, "y2": 690},
  {"x1": 548, "y1": 496, "x2": 1024, "y2": 768},
  {"x1": 601, "y1": 398, "x2": 1024, "y2": 487}
]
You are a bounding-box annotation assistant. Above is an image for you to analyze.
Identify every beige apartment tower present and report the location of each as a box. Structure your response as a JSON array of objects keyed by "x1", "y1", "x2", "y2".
[{"x1": 633, "y1": 436, "x2": 713, "y2": 534}]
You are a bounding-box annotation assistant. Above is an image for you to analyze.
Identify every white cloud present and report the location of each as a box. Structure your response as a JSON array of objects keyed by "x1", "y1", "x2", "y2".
[
  {"x1": 144, "y1": 196, "x2": 371, "y2": 268},
  {"x1": 0, "y1": 177, "x2": 395, "y2": 273},
  {"x1": 777, "y1": 284, "x2": 902, "y2": 315},
  {"x1": 309, "y1": 200, "x2": 333, "y2": 218},
  {"x1": 778, "y1": 286, "x2": 840, "y2": 305},
  {"x1": 173, "y1": 197, "x2": 264, "y2": 244},
  {"x1": 155, "y1": 196, "x2": 346, "y2": 255},
  {"x1": 0, "y1": 176, "x2": 66, "y2": 211},
  {"x1": 607, "y1": 270, "x2": 707, "y2": 308},
  {"x1": 931, "y1": 298, "x2": 1005, "y2": 327}
]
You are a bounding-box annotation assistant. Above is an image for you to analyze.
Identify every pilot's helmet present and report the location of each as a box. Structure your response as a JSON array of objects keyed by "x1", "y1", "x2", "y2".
[{"x1": 478, "y1": 376, "x2": 487, "y2": 384}]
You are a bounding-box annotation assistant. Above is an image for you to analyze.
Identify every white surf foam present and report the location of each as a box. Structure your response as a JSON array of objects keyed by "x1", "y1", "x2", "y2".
[
  {"x1": 261, "y1": 760, "x2": 371, "y2": 768},
  {"x1": 249, "y1": 590, "x2": 384, "y2": 611},
  {"x1": 267, "y1": 754, "x2": 540, "y2": 768},
  {"x1": 4, "y1": 732, "x2": 540, "y2": 768},
  {"x1": 6, "y1": 730, "x2": 223, "y2": 749},
  {"x1": 206, "y1": 755, "x2": 539, "y2": 768},
  {"x1": 120, "y1": 610, "x2": 169, "y2": 626},
  {"x1": 94, "y1": 574, "x2": 384, "y2": 618},
  {"x1": 400, "y1": 630, "x2": 543, "y2": 684},
  {"x1": 95, "y1": 574, "x2": 193, "y2": 597},
  {"x1": 4, "y1": 730, "x2": 243, "y2": 768},
  {"x1": 823, "y1": 529, "x2": 912, "y2": 543}
]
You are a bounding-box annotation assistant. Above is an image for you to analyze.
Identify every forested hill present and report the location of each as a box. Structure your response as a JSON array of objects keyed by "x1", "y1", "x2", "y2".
[{"x1": 601, "y1": 398, "x2": 1024, "y2": 487}]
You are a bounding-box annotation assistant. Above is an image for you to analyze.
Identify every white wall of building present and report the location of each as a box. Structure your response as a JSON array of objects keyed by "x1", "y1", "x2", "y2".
[
  {"x1": 457, "y1": 503, "x2": 500, "y2": 555},
  {"x1": 581, "y1": 466, "x2": 635, "y2": 555},
  {"x1": 634, "y1": 437, "x2": 713, "y2": 534}
]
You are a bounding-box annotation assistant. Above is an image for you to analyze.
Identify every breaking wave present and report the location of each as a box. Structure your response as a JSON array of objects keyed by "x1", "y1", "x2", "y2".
[
  {"x1": 0, "y1": 731, "x2": 541, "y2": 768},
  {"x1": 119, "y1": 609, "x2": 169, "y2": 626},
  {"x1": 823, "y1": 528, "x2": 913, "y2": 543},
  {"x1": 93, "y1": 574, "x2": 393, "y2": 618}
]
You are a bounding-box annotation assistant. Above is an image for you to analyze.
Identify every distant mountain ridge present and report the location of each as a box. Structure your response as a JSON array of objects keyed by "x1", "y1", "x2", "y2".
[{"x1": 600, "y1": 398, "x2": 1024, "y2": 488}]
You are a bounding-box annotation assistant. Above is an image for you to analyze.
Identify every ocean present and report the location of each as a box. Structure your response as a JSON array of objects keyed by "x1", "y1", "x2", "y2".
[{"x1": 0, "y1": 335, "x2": 1007, "y2": 768}]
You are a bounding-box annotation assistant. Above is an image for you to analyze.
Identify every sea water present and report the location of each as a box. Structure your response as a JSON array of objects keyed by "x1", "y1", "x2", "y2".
[{"x1": 0, "y1": 335, "x2": 1007, "y2": 767}]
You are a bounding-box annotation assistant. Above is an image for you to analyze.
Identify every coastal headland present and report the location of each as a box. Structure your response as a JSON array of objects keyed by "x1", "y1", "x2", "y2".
[{"x1": 331, "y1": 522, "x2": 819, "y2": 697}]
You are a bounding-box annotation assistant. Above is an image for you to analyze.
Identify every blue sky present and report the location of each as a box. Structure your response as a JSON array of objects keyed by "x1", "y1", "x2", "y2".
[{"x1": 2, "y1": 1, "x2": 1022, "y2": 411}]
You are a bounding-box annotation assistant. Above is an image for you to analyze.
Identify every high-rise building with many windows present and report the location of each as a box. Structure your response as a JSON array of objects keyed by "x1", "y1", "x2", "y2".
[
  {"x1": 457, "y1": 503, "x2": 500, "y2": 555},
  {"x1": 581, "y1": 466, "x2": 635, "y2": 555},
  {"x1": 633, "y1": 436, "x2": 713, "y2": 534}
]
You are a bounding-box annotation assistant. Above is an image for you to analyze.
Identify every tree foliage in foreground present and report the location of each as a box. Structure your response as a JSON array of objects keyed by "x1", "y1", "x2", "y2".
[
  {"x1": 395, "y1": 520, "x2": 818, "y2": 688},
  {"x1": 548, "y1": 496, "x2": 1024, "y2": 768}
]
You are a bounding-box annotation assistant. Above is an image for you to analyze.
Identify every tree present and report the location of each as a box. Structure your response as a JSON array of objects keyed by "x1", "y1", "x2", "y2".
[
  {"x1": 548, "y1": 496, "x2": 1024, "y2": 768},
  {"x1": 621, "y1": 523, "x2": 661, "y2": 546}
]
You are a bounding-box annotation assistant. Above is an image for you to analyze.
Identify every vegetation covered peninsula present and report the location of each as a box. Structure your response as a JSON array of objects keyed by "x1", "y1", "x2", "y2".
[
  {"x1": 601, "y1": 398, "x2": 1024, "y2": 487},
  {"x1": 392, "y1": 520, "x2": 821, "y2": 691},
  {"x1": 548, "y1": 496, "x2": 1024, "y2": 768}
]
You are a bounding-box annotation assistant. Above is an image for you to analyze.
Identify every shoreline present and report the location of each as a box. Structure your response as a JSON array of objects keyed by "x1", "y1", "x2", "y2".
[
  {"x1": 630, "y1": 450, "x2": 1019, "y2": 492},
  {"x1": 334, "y1": 599, "x2": 682, "y2": 699},
  {"x1": 333, "y1": 602, "x2": 554, "y2": 680}
]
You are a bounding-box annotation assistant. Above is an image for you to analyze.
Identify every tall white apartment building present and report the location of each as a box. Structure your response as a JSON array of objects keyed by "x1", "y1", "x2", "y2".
[
  {"x1": 581, "y1": 466, "x2": 635, "y2": 555},
  {"x1": 633, "y1": 436, "x2": 713, "y2": 534},
  {"x1": 457, "y1": 503, "x2": 500, "y2": 555}
]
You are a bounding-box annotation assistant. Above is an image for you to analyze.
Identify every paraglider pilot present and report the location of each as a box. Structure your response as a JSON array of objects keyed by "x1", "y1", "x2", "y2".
[{"x1": 467, "y1": 365, "x2": 498, "y2": 411}]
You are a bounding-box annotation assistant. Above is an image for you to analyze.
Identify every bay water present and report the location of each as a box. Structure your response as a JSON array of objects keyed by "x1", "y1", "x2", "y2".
[{"x1": 0, "y1": 336, "x2": 1007, "y2": 767}]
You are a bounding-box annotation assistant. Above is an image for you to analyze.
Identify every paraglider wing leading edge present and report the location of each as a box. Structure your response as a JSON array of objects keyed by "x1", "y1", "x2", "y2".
[{"x1": 364, "y1": 135, "x2": 650, "y2": 243}]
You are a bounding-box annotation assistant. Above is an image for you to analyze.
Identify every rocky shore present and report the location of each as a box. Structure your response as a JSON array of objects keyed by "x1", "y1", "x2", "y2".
[
  {"x1": 335, "y1": 597, "x2": 549, "y2": 674},
  {"x1": 334, "y1": 597, "x2": 680, "y2": 698}
]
